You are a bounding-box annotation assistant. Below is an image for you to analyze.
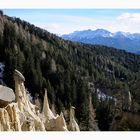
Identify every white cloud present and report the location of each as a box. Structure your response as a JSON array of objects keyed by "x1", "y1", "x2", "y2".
[
  {"x1": 117, "y1": 13, "x2": 140, "y2": 22},
  {"x1": 34, "y1": 15, "x2": 96, "y2": 34},
  {"x1": 112, "y1": 13, "x2": 140, "y2": 33},
  {"x1": 39, "y1": 23, "x2": 94, "y2": 35}
]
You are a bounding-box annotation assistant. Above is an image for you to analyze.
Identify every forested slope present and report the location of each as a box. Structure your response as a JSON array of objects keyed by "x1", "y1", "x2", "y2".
[{"x1": 0, "y1": 11, "x2": 140, "y2": 130}]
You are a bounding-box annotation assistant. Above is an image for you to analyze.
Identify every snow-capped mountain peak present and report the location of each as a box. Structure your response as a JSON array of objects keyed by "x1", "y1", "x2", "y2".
[{"x1": 61, "y1": 29, "x2": 140, "y2": 53}]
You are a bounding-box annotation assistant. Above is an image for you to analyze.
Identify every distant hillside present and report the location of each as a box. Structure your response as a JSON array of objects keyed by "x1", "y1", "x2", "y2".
[
  {"x1": 1, "y1": 10, "x2": 140, "y2": 130},
  {"x1": 62, "y1": 29, "x2": 140, "y2": 53}
]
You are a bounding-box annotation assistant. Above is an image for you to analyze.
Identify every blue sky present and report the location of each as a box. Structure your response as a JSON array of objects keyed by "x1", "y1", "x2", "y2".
[{"x1": 3, "y1": 9, "x2": 140, "y2": 34}]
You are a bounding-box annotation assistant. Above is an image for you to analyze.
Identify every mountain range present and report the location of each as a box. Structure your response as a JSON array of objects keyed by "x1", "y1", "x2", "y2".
[{"x1": 62, "y1": 29, "x2": 140, "y2": 53}]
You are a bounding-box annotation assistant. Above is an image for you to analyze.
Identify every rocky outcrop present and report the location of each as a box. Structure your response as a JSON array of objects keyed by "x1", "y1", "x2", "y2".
[
  {"x1": 0, "y1": 85, "x2": 15, "y2": 108},
  {"x1": 0, "y1": 69, "x2": 45, "y2": 131},
  {"x1": 0, "y1": 103, "x2": 19, "y2": 131},
  {"x1": 0, "y1": 69, "x2": 80, "y2": 131}
]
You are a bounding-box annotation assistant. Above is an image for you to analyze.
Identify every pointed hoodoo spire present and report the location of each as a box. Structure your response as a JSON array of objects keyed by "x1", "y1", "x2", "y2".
[
  {"x1": 14, "y1": 70, "x2": 35, "y2": 112},
  {"x1": 42, "y1": 89, "x2": 68, "y2": 131},
  {"x1": 123, "y1": 91, "x2": 132, "y2": 111},
  {"x1": 14, "y1": 69, "x2": 45, "y2": 131},
  {"x1": 70, "y1": 106, "x2": 75, "y2": 121},
  {"x1": 55, "y1": 112, "x2": 68, "y2": 131},
  {"x1": 42, "y1": 89, "x2": 55, "y2": 120},
  {"x1": 88, "y1": 93, "x2": 99, "y2": 131},
  {"x1": 14, "y1": 69, "x2": 33, "y2": 112},
  {"x1": 68, "y1": 106, "x2": 80, "y2": 131},
  {"x1": 128, "y1": 91, "x2": 132, "y2": 105},
  {"x1": 43, "y1": 89, "x2": 49, "y2": 112},
  {"x1": 14, "y1": 69, "x2": 26, "y2": 111}
]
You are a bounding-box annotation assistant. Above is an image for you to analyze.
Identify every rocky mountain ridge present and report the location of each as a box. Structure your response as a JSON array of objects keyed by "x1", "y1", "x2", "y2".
[{"x1": 62, "y1": 29, "x2": 140, "y2": 53}]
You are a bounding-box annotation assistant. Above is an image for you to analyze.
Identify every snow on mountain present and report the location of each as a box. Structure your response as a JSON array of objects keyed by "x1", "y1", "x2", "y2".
[
  {"x1": 63, "y1": 29, "x2": 140, "y2": 39},
  {"x1": 61, "y1": 29, "x2": 140, "y2": 53},
  {"x1": 63, "y1": 29, "x2": 113, "y2": 39},
  {"x1": 113, "y1": 31, "x2": 131, "y2": 38},
  {"x1": 93, "y1": 29, "x2": 112, "y2": 37}
]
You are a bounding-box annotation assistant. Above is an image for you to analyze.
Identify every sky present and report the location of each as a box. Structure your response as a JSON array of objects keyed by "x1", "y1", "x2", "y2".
[{"x1": 3, "y1": 9, "x2": 140, "y2": 35}]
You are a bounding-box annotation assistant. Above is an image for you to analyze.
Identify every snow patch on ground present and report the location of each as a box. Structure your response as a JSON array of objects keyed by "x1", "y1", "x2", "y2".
[{"x1": 97, "y1": 88, "x2": 116, "y2": 104}]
